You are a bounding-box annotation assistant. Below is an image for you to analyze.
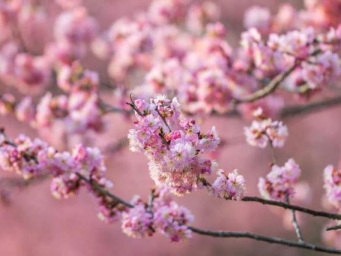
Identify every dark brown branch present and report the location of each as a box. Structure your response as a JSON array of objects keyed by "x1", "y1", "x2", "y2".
[
  {"x1": 189, "y1": 226, "x2": 341, "y2": 254},
  {"x1": 76, "y1": 173, "x2": 133, "y2": 208},
  {"x1": 326, "y1": 224, "x2": 341, "y2": 231},
  {"x1": 242, "y1": 196, "x2": 341, "y2": 220}
]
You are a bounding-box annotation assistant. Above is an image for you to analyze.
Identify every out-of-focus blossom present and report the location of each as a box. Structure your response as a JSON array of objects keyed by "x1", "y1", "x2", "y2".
[
  {"x1": 324, "y1": 165, "x2": 341, "y2": 209},
  {"x1": 244, "y1": 107, "x2": 288, "y2": 148},
  {"x1": 244, "y1": 6, "x2": 271, "y2": 33}
]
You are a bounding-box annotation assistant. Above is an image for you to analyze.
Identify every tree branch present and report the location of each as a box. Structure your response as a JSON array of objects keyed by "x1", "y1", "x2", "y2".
[
  {"x1": 58, "y1": 174, "x2": 341, "y2": 254},
  {"x1": 326, "y1": 224, "x2": 341, "y2": 231},
  {"x1": 189, "y1": 226, "x2": 341, "y2": 254},
  {"x1": 76, "y1": 173, "x2": 133, "y2": 208},
  {"x1": 286, "y1": 197, "x2": 304, "y2": 243},
  {"x1": 233, "y1": 64, "x2": 299, "y2": 104},
  {"x1": 241, "y1": 196, "x2": 341, "y2": 220},
  {"x1": 232, "y1": 49, "x2": 322, "y2": 104}
]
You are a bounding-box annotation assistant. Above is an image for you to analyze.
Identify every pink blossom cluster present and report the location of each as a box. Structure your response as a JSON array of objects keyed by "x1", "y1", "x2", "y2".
[
  {"x1": 244, "y1": 107, "x2": 288, "y2": 148},
  {"x1": 0, "y1": 62, "x2": 104, "y2": 136},
  {"x1": 0, "y1": 133, "x2": 111, "y2": 192},
  {"x1": 35, "y1": 68, "x2": 103, "y2": 134},
  {"x1": 92, "y1": 0, "x2": 219, "y2": 83},
  {"x1": 0, "y1": 0, "x2": 21, "y2": 28},
  {"x1": 121, "y1": 197, "x2": 154, "y2": 238},
  {"x1": 258, "y1": 158, "x2": 301, "y2": 201},
  {"x1": 323, "y1": 165, "x2": 341, "y2": 209},
  {"x1": 140, "y1": 24, "x2": 247, "y2": 114},
  {"x1": 152, "y1": 187, "x2": 194, "y2": 241},
  {"x1": 128, "y1": 96, "x2": 246, "y2": 198},
  {"x1": 128, "y1": 95, "x2": 222, "y2": 195},
  {"x1": 0, "y1": 132, "x2": 121, "y2": 224},
  {"x1": 0, "y1": 42, "x2": 51, "y2": 93},
  {"x1": 47, "y1": 6, "x2": 97, "y2": 65},
  {"x1": 211, "y1": 169, "x2": 246, "y2": 200},
  {"x1": 135, "y1": 21, "x2": 341, "y2": 116},
  {"x1": 239, "y1": 27, "x2": 341, "y2": 90},
  {"x1": 0, "y1": 3, "x2": 94, "y2": 73},
  {"x1": 122, "y1": 187, "x2": 194, "y2": 242},
  {"x1": 244, "y1": 1, "x2": 341, "y2": 34},
  {"x1": 301, "y1": 50, "x2": 341, "y2": 89}
]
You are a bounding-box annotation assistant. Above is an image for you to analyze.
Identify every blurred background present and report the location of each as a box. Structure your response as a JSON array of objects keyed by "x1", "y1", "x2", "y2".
[{"x1": 1, "y1": 0, "x2": 341, "y2": 255}]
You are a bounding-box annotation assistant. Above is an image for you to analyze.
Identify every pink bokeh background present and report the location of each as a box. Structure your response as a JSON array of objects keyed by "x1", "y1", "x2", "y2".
[{"x1": 1, "y1": 0, "x2": 341, "y2": 255}]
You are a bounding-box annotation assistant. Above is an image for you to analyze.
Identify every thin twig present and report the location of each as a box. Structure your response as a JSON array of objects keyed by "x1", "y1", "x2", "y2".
[
  {"x1": 268, "y1": 140, "x2": 303, "y2": 243},
  {"x1": 76, "y1": 173, "x2": 133, "y2": 208},
  {"x1": 126, "y1": 94, "x2": 144, "y2": 117},
  {"x1": 326, "y1": 224, "x2": 341, "y2": 231},
  {"x1": 242, "y1": 196, "x2": 341, "y2": 220},
  {"x1": 156, "y1": 108, "x2": 172, "y2": 132},
  {"x1": 286, "y1": 196, "x2": 304, "y2": 243},
  {"x1": 268, "y1": 140, "x2": 277, "y2": 165},
  {"x1": 147, "y1": 188, "x2": 155, "y2": 213},
  {"x1": 189, "y1": 226, "x2": 341, "y2": 254},
  {"x1": 203, "y1": 175, "x2": 341, "y2": 221}
]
